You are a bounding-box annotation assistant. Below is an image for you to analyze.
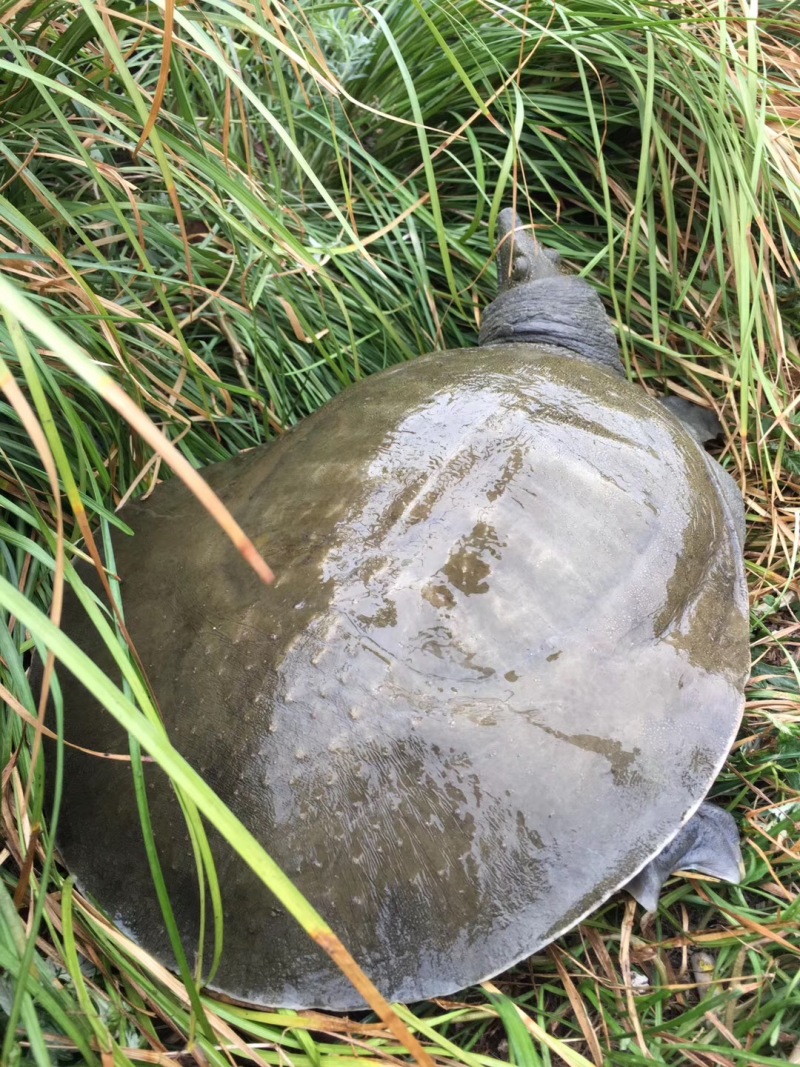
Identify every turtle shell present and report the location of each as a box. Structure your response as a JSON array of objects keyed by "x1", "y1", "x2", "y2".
[{"x1": 48, "y1": 345, "x2": 749, "y2": 1009}]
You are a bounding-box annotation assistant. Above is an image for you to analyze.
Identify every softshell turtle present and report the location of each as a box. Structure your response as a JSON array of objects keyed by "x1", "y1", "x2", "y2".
[{"x1": 42, "y1": 210, "x2": 749, "y2": 1010}]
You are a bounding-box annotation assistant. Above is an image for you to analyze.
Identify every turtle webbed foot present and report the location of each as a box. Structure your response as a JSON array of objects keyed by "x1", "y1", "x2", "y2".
[
  {"x1": 659, "y1": 396, "x2": 722, "y2": 445},
  {"x1": 624, "y1": 803, "x2": 743, "y2": 912}
]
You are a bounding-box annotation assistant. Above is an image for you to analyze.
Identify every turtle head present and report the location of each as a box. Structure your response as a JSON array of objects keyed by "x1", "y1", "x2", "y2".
[
  {"x1": 492, "y1": 207, "x2": 563, "y2": 290},
  {"x1": 479, "y1": 209, "x2": 622, "y2": 375}
]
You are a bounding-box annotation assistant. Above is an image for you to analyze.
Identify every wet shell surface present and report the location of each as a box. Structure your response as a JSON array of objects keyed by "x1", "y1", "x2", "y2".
[{"x1": 49, "y1": 344, "x2": 749, "y2": 1009}]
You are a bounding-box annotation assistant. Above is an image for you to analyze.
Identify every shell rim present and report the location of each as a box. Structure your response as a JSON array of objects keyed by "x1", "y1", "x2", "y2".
[{"x1": 197, "y1": 693, "x2": 745, "y2": 1012}]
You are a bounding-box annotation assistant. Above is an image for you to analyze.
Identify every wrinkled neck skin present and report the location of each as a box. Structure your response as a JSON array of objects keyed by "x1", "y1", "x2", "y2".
[{"x1": 479, "y1": 209, "x2": 623, "y2": 378}]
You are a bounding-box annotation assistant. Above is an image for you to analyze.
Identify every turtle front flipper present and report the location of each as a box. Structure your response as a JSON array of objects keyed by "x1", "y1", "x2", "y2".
[
  {"x1": 623, "y1": 803, "x2": 743, "y2": 912},
  {"x1": 659, "y1": 396, "x2": 722, "y2": 445}
]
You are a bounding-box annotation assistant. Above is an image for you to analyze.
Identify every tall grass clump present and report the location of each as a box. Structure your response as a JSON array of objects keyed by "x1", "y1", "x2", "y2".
[{"x1": 1, "y1": 0, "x2": 798, "y2": 1064}]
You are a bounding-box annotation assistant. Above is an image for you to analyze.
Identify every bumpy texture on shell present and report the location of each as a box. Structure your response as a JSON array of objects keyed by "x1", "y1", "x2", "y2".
[{"x1": 48, "y1": 345, "x2": 748, "y2": 1009}]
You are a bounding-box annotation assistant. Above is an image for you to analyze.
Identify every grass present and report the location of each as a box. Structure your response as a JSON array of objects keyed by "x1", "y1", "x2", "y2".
[{"x1": 1, "y1": 0, "x2": 799, "y2": 1063}]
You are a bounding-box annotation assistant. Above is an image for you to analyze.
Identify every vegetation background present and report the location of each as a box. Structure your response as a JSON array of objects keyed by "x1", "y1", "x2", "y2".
[{"x1": 1, "y1": 0, "x2": 798, "y2": 1064}]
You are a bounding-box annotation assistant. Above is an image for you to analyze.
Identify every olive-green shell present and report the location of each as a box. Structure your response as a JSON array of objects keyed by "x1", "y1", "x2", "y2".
[{"x1": 48, "y1": 345, "x2": 748, "y2": 1009}]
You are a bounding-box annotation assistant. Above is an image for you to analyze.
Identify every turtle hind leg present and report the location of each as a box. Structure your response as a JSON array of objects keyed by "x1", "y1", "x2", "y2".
[{"x1": 623, "y1": 803, "x2": 743, "y2": 912}]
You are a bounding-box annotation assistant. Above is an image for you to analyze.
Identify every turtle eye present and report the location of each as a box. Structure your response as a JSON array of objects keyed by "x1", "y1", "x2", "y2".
[{"x1": 510, "y1": 253, "x2": 529, "y2": 283}]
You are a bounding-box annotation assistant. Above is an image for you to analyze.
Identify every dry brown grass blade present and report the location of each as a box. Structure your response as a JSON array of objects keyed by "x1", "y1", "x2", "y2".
[
  {"x1": 0, "y1": 682, "x2": 142, "y2": 760},
  {"x1": 481, "y1": 980, "x2": 596, "y2": 1067},
  {"x1": 618, "y1": 899, "x2": 651, "y2": 1059},
  {"x1": 312, "y1": 933, "x2": 436, "y2": 1067},
  {"x1": 56, "y1": 900, "x2": 438, "y2": 1067},
  {"x1": 0, "y1": 361, "x2": 66, "y2": 814},
  {"x1": 51, "y1": 896, "x2": 275, "y2": 1067},
  {"x1": 547, "y1": 946, "x2": 604, "y2": 1067},
  {"x1": 89, "y1": 371, "x2": 276, "y2": 585},
  {"x1": 134, "y1": 0, "x2": 175, "y2": 155},
  {"x1": 691, "y1": 891, "x2": 800, "y2": 956}
]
